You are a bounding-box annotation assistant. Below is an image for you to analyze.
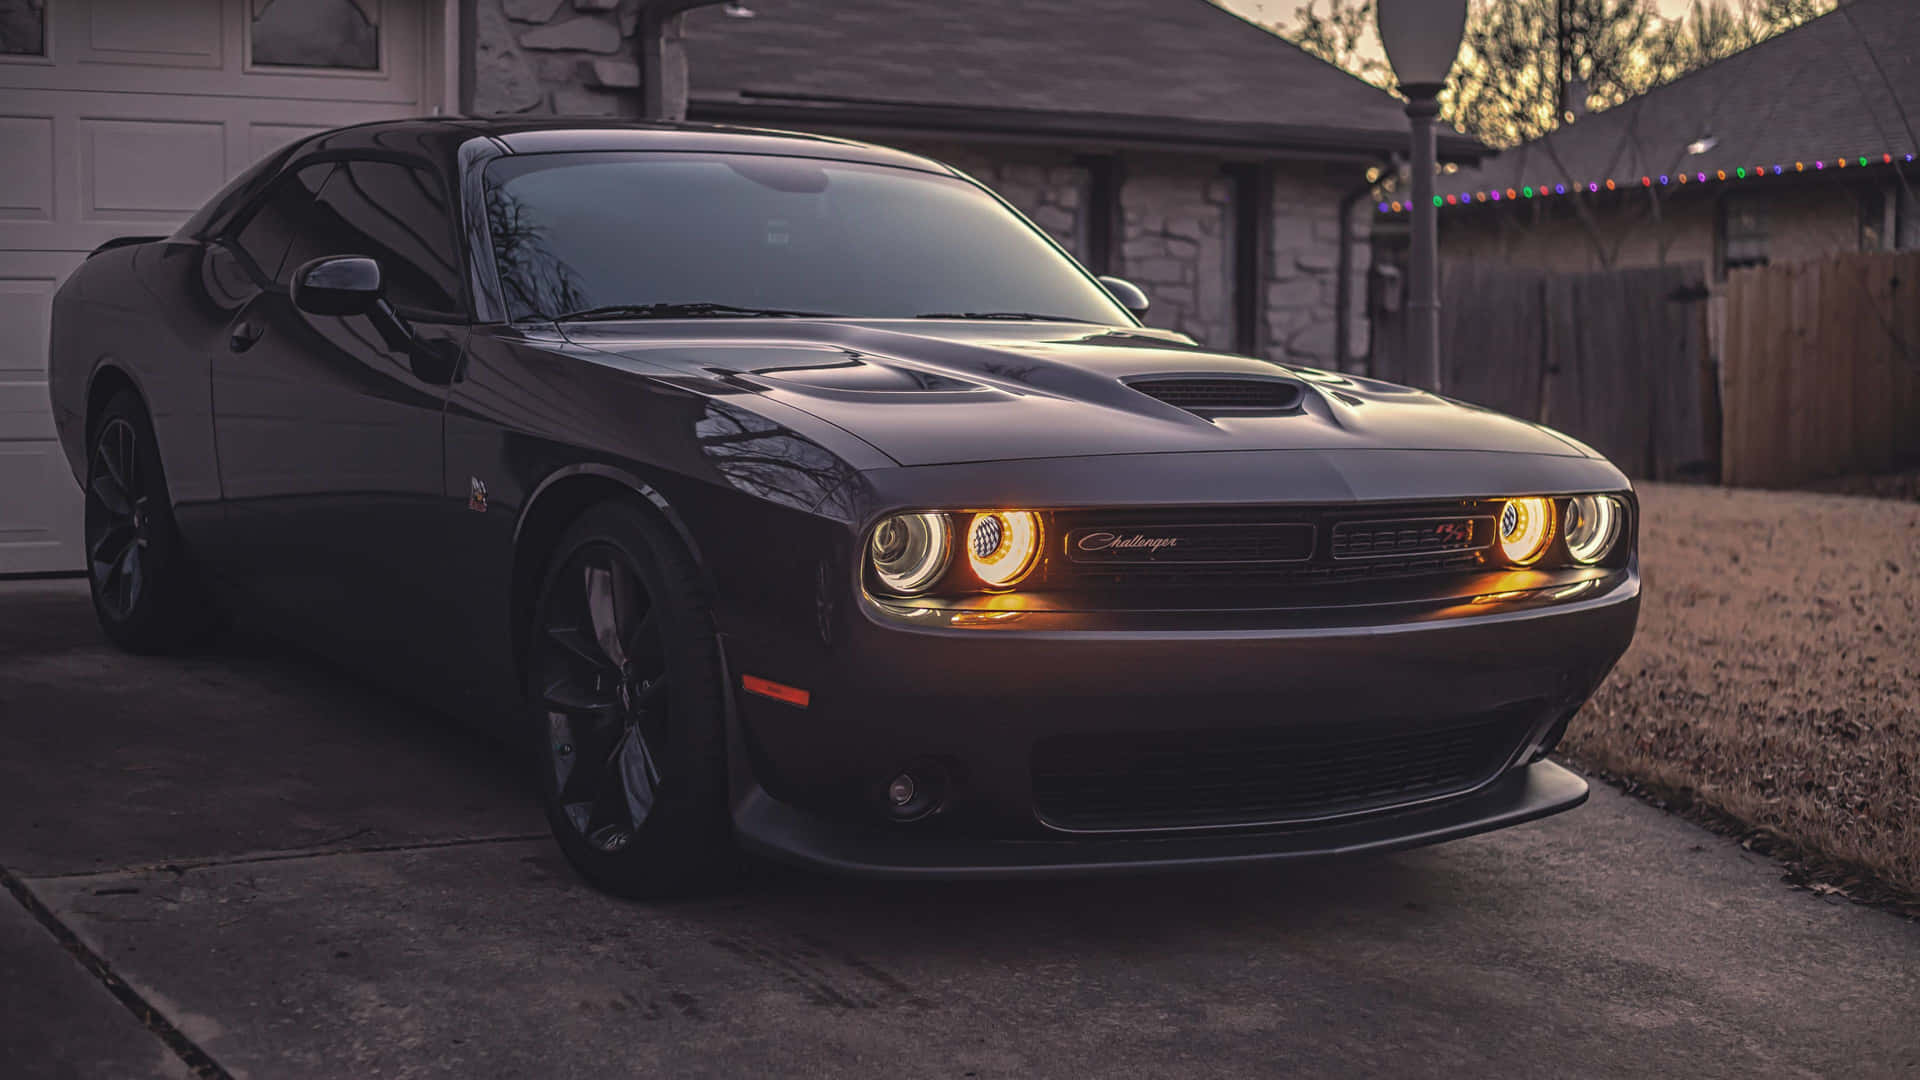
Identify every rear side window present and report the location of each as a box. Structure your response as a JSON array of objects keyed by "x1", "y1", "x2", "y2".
[
  {"x1": 229, "y1": 163, "x2": 335, "y2": 284},
  {"x1": 305, "y1": 159, "x2": 464, "y2": 317}
]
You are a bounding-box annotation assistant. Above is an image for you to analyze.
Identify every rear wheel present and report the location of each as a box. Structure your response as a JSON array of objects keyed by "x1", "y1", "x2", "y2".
[
  {"x1": 84, "y1": 390, "x2": 216, "y2": 653},
  {"x1": 527, "y1": 501, "x2": 733, "y2": 898}
]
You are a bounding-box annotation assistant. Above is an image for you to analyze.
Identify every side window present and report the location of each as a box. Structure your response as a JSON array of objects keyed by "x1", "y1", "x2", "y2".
[
  {"x1": 306, "y1": 159, "x2": 464, "y2": 316},
  {"x1": 228, "y1": 163, "x2": 336, "y2": 284}
]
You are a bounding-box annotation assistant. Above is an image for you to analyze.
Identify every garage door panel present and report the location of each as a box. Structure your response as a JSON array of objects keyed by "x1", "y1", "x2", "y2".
[
  {"x1": 82, "y1": 118, "x2": 230, "y2": 220},
  {"x1": 7, "y1": 0, "x2": 427, "y2": 106},
  {"x1": 0, "y1": 269, "x2": 63, "y2": 373},
  {"x1": 0, "y1": 446, "x2": 81, "y2": 559},
  {"x1": 0, "y1": 116, "x2": 55, "y2": 221},
  {"x1": 79, "y1": 0, "x2": 225, "y2": 70},
  {"x1": 0, "y1": 253, "x2": 82, "y2": 572},
  {"x1": 0, "y1": 0, "x2": 444, "y2": 575}
]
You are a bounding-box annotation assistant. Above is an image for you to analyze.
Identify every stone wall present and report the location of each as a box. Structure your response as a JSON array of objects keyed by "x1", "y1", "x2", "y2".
[
  {"x1": 1117, "y1": 156, "x2": 1232, "y2": 350},
  {"x1": 1267, "y1": 165, "x2": 1371, "y2": 368},
  {"x1": 473, "y1": 0, "x2": 644, "y2": 116},
  {"x1": 467, "y1": 0, "x2": 1370, "y2": 366}
]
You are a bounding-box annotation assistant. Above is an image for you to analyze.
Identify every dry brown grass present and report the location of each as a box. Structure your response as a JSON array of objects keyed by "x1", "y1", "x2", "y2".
[{"x1": 1566, "y1": 483, "x2": 1920, "y2": 905}]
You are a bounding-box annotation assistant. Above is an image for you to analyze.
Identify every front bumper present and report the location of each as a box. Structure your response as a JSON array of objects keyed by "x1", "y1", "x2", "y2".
[
  {"x1": 734, "y1": 757, "x2": 1589, "y2": 879},
  {"x1": 722, "y1": 565, "x2": 1637, "y2": 877}
]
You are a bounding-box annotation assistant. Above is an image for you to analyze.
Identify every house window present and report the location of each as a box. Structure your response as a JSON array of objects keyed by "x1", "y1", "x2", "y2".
[
  {"x1": 1721, "y1": 195, "x2": 1768, "y2": 271},
  {"x1": 251, "y1": 0, "x2": 380, "y2": 71},
  {"x1": 0, "y1": 0, "x2": 46, "y2": 57}
]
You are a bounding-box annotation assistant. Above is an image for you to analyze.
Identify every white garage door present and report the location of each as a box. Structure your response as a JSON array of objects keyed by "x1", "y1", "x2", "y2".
[{"x1": 0, "y1": 0, "x2": 452, "y2": 573}]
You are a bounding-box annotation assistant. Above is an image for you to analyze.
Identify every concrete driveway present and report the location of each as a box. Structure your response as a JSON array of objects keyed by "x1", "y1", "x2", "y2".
[{"x1": 2, "y1": 577, "x2": 1916, "y2": 1079}]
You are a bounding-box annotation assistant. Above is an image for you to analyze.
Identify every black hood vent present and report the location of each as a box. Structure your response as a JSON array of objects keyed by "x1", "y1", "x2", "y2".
[{"x1": 1125, "y1": 375, "x2": 1305, "y2": 416}]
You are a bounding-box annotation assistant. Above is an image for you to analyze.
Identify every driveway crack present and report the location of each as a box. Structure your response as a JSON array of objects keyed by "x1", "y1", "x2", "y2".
[{"x1": 1, "y1": 864, "x2": 233, "y2": 1080}]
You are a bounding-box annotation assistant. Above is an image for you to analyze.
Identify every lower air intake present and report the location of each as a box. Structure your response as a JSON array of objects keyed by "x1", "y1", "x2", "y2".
[{"x1": 1031, "y1": 710, "x2": 1530, "y2": 831}]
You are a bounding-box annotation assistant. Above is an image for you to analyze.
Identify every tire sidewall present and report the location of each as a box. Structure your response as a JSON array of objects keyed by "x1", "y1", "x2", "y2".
[
  {"x1": 527, "y1": 501, "x2": 731, "y2": 896},
  {"x1": 85, "y1": 391, "x2": 206, "y2": 652}
]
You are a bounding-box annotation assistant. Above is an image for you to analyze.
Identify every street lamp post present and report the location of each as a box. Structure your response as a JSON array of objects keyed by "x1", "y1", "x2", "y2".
[{"x1": 1376, "y1": 0, "x2": 1468, "y2": 394}]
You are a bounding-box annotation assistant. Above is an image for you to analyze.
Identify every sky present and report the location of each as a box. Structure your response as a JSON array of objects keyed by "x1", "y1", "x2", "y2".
[{"x1": 1219, "y1": 0, "x2": 1739, "y2": 69}]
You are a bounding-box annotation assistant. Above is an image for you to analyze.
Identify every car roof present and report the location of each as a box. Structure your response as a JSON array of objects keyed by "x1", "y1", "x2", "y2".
[{"x1": 294, "y1": 117, "x2": 957, "y2": 175}]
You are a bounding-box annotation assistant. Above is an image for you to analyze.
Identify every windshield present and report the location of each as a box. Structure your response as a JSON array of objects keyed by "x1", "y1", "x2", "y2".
[{"x1": 482, "y1": 151, "x2": 1133, "y2": 325}]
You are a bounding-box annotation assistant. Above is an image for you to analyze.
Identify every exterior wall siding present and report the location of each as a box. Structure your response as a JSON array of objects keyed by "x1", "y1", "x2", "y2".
[
  {"x1": 1436, "y1": 185, "x2": 1875, "y2": 274},
  {"x1": 467, "y1": 0, "x2": 1370, "y2": 366}
]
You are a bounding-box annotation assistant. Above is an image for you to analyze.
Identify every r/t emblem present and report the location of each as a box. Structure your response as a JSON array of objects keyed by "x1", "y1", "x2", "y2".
[{"x1": 468, "y1": 477, "x2": 488, "y2": 512}]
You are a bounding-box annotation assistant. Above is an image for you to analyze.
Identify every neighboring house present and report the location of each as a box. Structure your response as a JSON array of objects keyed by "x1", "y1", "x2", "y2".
[
  {"x1": 1404, "y1": 0, "x2": 1919, "y2": 277},
  {"x1": 0, "y1": 0, "x2": 1482, "y2": 575}
]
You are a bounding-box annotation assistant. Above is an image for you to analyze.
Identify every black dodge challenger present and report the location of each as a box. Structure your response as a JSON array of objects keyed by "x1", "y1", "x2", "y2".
[{"x1": 48, "y1": 119, "x2": 1638, "y2": 896}]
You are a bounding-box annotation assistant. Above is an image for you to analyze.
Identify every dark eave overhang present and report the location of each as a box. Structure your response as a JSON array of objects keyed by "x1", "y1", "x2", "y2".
[{"x1": 688, "y1": 92, "x2": 1490, "y2": 165}]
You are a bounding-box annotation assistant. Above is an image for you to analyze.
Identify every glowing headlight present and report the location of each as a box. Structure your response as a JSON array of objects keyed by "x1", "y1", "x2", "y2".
[
  {"x1": 870, "y1": 512, "x2": 950, "y2": 595},
  {"x1": 1563, "y1": 494, "x2": 1623, "y2": 565},
  {"x1": 1497, "y1": 497, "x2": 1554, "y2": 565},
  {"x1": 966, "y1": 511, "x2": 1040, "y2": 588}
]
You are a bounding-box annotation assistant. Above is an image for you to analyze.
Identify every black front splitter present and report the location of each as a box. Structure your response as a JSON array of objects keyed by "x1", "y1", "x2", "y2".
[{"x1": 731, "y1": 758, "x2": 1589, "y2": 880}]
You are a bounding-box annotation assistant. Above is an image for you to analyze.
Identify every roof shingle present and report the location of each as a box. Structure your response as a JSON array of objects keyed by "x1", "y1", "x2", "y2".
[{"x1": 682, "y1": 0, "x2": 1482, "y2": 157}]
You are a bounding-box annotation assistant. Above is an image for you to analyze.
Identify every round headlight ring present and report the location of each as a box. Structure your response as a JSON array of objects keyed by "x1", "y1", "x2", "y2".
[
  {"x1": 1563, "y1": 494, "x2": 1622, "y2": 565},
  {"x1": 870, "y1": 512, "x2": 950, "y2": 595},
  {"x1": 1498, "y1": 497, "x2": 1554, "y2": 566},
  {"x1": 966, "y1": 511, "x2": 1040, "y2": 589}
]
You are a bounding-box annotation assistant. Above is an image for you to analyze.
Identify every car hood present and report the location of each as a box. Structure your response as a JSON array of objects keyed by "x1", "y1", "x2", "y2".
[{"x1": 562, "y1": 320, "x2": 1590, "y2": 468}]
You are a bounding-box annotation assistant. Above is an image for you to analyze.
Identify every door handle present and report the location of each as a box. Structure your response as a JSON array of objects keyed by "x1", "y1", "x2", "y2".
[{"x1": 229, "y1": 320, "x2": 265, "y2": 352}]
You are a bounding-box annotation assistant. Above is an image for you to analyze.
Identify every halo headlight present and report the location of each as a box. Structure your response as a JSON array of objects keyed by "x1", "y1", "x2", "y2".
[
  {"x1": 1497, "y1": 497, "x2": 1554, "y2": 565},
  {"x1": 869, "y1": 512, "x2": 950, "y2": 595},
  {"x1": 1563, "y1": 494, "x2": 1623, "y2": 565},
  {"x1": 966, "y1": 511, "x2": 1040, "y2": 588}
]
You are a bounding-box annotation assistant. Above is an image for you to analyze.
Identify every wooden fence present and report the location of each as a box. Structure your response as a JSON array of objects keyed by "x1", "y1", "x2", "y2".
[
  {"x1": 1720, "y1": 251, "x2": 1920, "y2": 487},
  {"x1": 1371, "y1": 260, "x2": 1715, "y2": 481}
]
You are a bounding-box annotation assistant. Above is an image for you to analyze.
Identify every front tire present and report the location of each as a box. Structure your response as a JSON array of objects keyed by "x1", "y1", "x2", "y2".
[
  {"x1": 84, "y1": 390, "x2": 216, "y2": 653},
  {"x1": 526, "y1": 501, "x2": 733, "y2": 899}
]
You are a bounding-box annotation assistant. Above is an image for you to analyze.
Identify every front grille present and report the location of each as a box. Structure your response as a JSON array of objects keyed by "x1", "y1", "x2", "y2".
[
  {"x1": 1331, "y1": 516, "x2": 1493, "y2": 560},
  {"x1": 1031, "y1": 712, "x2": 1529, "y2": 831},
  {"x1": 1127, "y1": 376, "x2": 1304, "y2": 414},
  {"x1": 1051, "y1": 549, "x2": 1483, "y2": 587},
  {"x1": 1064, "y1": 522, "x2": 1315, "y2": 566},
  {"x1": 1022, "y1": 502, "x2": 1506, "y2": 603}
]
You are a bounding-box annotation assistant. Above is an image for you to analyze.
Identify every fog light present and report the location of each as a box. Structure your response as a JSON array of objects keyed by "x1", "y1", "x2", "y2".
[
  {"x1": 886, "y1": 773, "x2": 917, "y2": 807},
  {"x1": 966, "y1": 511, "x2": 1039, "y2": 588},
  {"x1": 880, "y1": 764, "x2": 946, "y2": 821},
  {"x1": 1498, "y1": 497, "x2": 1554, "y2": 565}
]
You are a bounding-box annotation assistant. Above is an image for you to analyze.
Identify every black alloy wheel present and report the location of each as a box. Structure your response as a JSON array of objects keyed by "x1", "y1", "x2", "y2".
[
  {"x1": 84, "y1": 390, "x2": 215, "y2": 653},
  {"x1": 88, "y1": 416, "x2": 148, "y2": 621},
  {"x1": 528, "y1": 502, "x2": 731, "y2": 898}
]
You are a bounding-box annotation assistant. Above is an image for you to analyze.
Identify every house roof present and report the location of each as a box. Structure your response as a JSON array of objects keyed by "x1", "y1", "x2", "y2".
[
  {"x1": 681, "y1": 0, "x2": 1485, "y2": 162},
  {"x1": 1450, "y1": 0, "x2": 1919, "y2": 194}
]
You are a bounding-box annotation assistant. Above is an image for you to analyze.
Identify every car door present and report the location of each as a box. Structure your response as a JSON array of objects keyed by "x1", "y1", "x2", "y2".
[{"x1": 210, "y1": 156, "x2": 469, "y2": 675}]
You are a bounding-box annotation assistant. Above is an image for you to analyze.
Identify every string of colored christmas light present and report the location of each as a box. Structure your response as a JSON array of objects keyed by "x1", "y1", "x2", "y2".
[{"x1": 1374, "y1": 151, "x2": 1916, "y2": 214}]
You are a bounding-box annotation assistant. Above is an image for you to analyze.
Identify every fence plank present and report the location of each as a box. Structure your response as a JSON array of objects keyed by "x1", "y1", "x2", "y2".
[{"x1": 1712, "y1": 251, "x2": 1920, "y2": 487}]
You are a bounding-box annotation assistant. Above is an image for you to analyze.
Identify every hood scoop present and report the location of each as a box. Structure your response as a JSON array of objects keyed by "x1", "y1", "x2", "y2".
[{"x1": 1124, "y1": 374, "x2": 1306, "y2": 417}]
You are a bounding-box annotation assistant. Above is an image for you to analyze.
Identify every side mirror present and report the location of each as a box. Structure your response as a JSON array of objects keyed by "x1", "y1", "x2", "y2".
[
  {"x1": 1098, "y1": 275, "x2": 1150, "y2": 319},
  {"x1": 292, "y1": 255, "x2": 383, "y2": 316}
]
